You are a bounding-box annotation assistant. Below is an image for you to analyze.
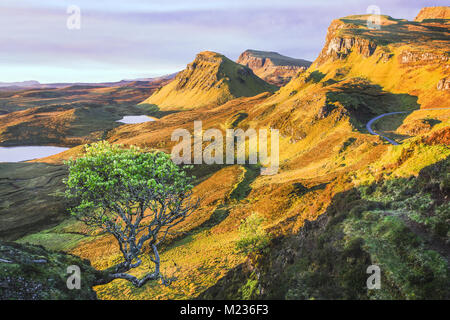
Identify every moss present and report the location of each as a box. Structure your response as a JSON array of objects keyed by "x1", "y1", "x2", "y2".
[
  {"x1": 0, "y1": 241, "x2": 98, "y2": 300},
  {"x1": 239, "y1": 273, "x2": 259, "y2": 300}
]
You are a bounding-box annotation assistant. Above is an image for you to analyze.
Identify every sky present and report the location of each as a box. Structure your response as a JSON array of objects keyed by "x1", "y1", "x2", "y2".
[{"x1": 0, "y1": 0, "x2": 443, "y2": 83}]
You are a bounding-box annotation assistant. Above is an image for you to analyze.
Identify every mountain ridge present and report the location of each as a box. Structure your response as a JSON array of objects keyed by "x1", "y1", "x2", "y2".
[{"x1": 237, "y1": 49, "x2": 311, "y2": 86}]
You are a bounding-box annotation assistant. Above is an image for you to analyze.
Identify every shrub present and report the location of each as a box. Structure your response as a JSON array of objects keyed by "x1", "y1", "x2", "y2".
[{"x1": 235, "y1": 213, "x2": 270, "y2": 255}]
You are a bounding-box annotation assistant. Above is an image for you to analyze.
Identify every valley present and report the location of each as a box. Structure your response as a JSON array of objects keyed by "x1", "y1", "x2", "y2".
[{"x1": 0, "y1": 6, "x2": 449, "y2": 301}]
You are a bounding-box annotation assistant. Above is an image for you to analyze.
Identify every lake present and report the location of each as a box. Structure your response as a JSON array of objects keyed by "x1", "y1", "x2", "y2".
[
  {"x1": 117, "y1": 115, "x2": 156, "y2": 124},
  {"x1": 0, "y1": 146, "x2": 69, "y2": 162}
]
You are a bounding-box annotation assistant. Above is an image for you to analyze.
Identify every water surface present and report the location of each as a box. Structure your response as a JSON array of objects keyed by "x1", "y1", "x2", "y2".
[
  {"x1": 117, "y1": 115, "x2": 156, "y2": 124},
  {"x1": 0, "y1": 146, "x2": 69, "y2": 162}
]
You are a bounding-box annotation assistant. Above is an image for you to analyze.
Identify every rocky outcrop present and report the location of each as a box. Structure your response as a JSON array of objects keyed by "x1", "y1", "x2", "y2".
[
  {"x1": 316, "y1": 19, "x2": 378, "y2": 65},
  {"x1": 399, "y1": 50, "x2": 449, "y2": 65},
  {"x1": 326, "y1": 37, "x2": 377, "y2": 60},
  {"x1": 437, "y1": 78, "x2": 450, "y2": 90},
  {"x1": 141, "y1": 51, "x2": 276, "y2": 110},
  {"x1": 237, "y1": 50, "x2": 311, "y2": 86},
  {"x1": 415, "y1": 6, "x2": 450, "y2": 22},
  {"x1": 0, "y1": 241, "x2": 98, "y2": 300}
]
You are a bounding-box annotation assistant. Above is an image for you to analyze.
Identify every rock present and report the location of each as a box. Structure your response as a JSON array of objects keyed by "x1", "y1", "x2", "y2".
[
  {"x1": 0, "y1": 241, "x2": 98, "y2": 300},
  {"x1": 325, "y1": 36, "x2": 377, "y2": 60},
  {"x1": 415, "y1": 6, "x2": 450, "y2": 22},
  {"x1": 31, "y1": 259, "x2": 48, "y2": 264},
  {"x1": 237, "y1": 50, "x2": 311, "y2": 86},
  {"x1": 316, "y1": 103, "x2": 336, "y2": 120},
  {"x1": 400, "y1": 50, "x2": 448, "y2": 65},
  {"x1": 437, "y1": 78, "x2": 450, "y2": 90}
]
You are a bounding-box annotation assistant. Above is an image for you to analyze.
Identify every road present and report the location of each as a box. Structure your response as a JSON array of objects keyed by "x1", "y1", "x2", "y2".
[{"x1": 366, "y1": 108, "x2": 450, "y2": 145}]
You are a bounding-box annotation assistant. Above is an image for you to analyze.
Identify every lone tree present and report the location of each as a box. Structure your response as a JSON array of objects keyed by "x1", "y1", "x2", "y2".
[{"x1": 64, "y1": 141, "x2": 198, "y2": 287}]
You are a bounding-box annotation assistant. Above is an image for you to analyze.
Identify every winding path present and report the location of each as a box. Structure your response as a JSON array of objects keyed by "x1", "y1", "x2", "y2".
[{"x1": 366, "y1": 108, "x2": 450, "y2": 145}]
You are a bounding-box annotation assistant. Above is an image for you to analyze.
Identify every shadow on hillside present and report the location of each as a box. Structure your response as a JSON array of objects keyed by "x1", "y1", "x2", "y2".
[
  {"x1": 339, "y1": 18, "x2": 450, "y2": 45},
  {"x1": 199, "y1": 157, "x2": 449, "y2": 300},
  {"x1": 306, "y1": 71, "x2": 326, "y2": 83},
  {"x1": 325, "y1": 80, "x2": 420, "y2": 132},
  {"x1": 229, "y1": 165, "x2": 260, "y2": 201}
]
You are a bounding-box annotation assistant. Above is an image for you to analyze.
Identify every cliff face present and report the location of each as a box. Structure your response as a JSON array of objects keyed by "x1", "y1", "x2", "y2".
[
  {"x1": 237, "y1": 50, "x2": 311, "y2": 86},
  {"x1": 301, "y1": 13, "x2": 450, "y2": 108},
  {"x1": 141, "y1": 51, "x2": 276, "y2": 110},
  {"x1": 415, "y1": 6, "x2": 450, "y2": 21}
]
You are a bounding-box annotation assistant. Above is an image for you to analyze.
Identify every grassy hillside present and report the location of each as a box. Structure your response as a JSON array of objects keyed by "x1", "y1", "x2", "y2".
[
  {"x1": 141, "y1": 51, "x2": 276, "y2": 110},
  {"x1": 308, "y1": 14, "x2": 450, "y2": 108},
  {"x1": 8, "y1": 9, "x2": 450, "y2": 300},
  {"x1": 0, "y1": 79, "x2": 171, "y2": 147},
  {"x1": 0, "y1": 163, "x2": 68, "y2": 240}
]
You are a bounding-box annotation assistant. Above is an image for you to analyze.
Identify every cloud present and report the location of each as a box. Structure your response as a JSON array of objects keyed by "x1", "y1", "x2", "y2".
[{"x1": 0, "y1": 0, "x2": 431, "y2": 82}]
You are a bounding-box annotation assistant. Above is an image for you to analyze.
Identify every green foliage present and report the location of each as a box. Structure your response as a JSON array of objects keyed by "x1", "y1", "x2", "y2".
[
  {"x1": 345, "y1": 212, "x2": 448, "y2": 299},
  {"x1": 306, "y1": 70, "x2": 326, "y2": 83},
  {"x1": 137, "y1": 103, "x2": 160, "y2": 116},
  {"x1": 254, "y1": 158, "x2": 449, "y2": 300},
  {"x1": 363, "y1": 158, "x2": 450, "y2": 240},
  {"x1": 235, "y1": 213, "x2": 270, "y2": 255},
  {"x1": 240, "y1": 273, "x2": 259, "y2": 300},
  {"x1": 63, "y1": 141, "x2": 199, "y2": 287},
  {"x1": 0, "y1": 241, "x2": 98, "y2": 300},
  {"x1": 64, "y1": 141, "x2": 194, "y2": 224},
  {"x1": 229, "y1": 165, "x2": 260, "y2": 201}
]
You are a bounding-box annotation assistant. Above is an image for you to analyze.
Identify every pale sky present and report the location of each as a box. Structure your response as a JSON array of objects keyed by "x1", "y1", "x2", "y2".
[{"x1": 0, "y1": 0, "x2": 442, "y2": 83}]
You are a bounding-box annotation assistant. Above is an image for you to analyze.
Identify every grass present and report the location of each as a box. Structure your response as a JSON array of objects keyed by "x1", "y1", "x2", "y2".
[
  {"x1": 6, "y1": 13, "x2": 449, "y2": 301},
  {"x1": 141, "y1": 51, "x2": 276, "y2": 110},
  {"x1": 0, "y1": 241, "x2": 98, "y2": 300},
  {"x1": 94, "y1": 230, "x2": 244, "y2": 300}
]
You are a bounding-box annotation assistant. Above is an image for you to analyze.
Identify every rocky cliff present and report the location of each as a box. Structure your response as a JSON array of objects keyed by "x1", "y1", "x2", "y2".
[
  {"x1": 237, "y1": 50, "x2": 311, "y2": 86},
  {"x1": 302, "y1": 12, "x2": 450, "y2": 108},
  {"x1": 415, "y1": 6, "x2": 450, "y2": 21}
]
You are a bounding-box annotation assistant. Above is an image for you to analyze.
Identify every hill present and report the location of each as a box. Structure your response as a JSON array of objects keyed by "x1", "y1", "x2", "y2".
[
  {"x1": 0, "y1": 77, "x2": 172, "y2": 147},
  {"x1": 415, "y1": 6, "x2": 450, "y2": 22},
  {"x1": 4, "y1": 7, "x2": 450, "y2": 300},
  {"x1": 140, "y1": 51, "x2": 277, "y2": 110},
  {"x1": 302, "y1": 14, "x2": 450, "y2": 108},
  {"x1": 237, "y1": 49, "x2": 312, "y2": 86},
  {"x1": 0, "y1": 163, "x2": 68, "y2": 241}
]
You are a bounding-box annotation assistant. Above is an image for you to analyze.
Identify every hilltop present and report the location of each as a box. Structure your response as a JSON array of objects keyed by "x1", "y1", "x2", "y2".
[
  {"x1": 415, "y1": 6, "x2": 450, "y2": 21},
  {"x1": 237, "y1": 49, "x2": 311, "y2": 86},
  {"x1": 304, "y1": 13, "x2": 450, "y2": 108},
  {"x1": 140, "y1": 51, "x2": 276, "y2": 110}
]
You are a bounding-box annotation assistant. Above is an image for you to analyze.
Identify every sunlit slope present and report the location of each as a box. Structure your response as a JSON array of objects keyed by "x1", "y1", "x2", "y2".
[
  {"x1": 295, "y1": 14, "x2": 450, "y2": 108},
  {"x1": 140, "y1": 51, "x2": 276, "y2": 110},
  {"x1": 415, "y1": 6, "x2": 450, "y2": 22},
  {"x1": 18, "y1": 8, "x2": 450, "y2": 300}
]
